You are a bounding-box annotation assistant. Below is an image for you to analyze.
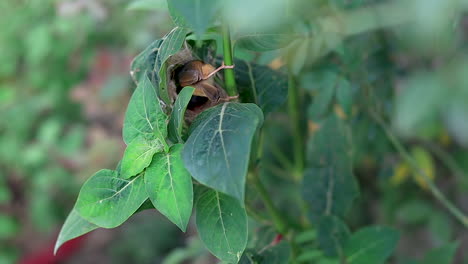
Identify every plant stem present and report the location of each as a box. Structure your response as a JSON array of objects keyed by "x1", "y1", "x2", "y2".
[
  {"x1": 288, "y1": 75, "x2": 304, "y2": 181},
  {"x1": 222, "y1": 24, "x2": 237, "y2": 96},
  {"x1": 251, "y1": 172, "x2": 289, "y2": 234},
  {"x1": 370, "y1": 111, "x2": 468, "y2": 228}
]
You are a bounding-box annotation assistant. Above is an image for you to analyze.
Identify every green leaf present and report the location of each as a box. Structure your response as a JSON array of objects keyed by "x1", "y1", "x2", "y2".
[
  {"x1": 131, "y1": 39, "x2": 163, "y2": 84},
  {"x1": 120, "y1": 136, "x2": 164, "y2": 179},
  {"x1": 183, "y1": 103, "x2": 264, "y2": 203},
  {"x1": 155, "y1": 27, "x2": 189, "y2": 104},
  {"x1": 307, "y1": 114, "x2": 352, "y2": 167},
  {"x1": 302, "y1": 158, "x2": 359, "y2": 222},
  {"x1": 287, "y1": 38, "x2": 310, "y2": 75},
  {"x1": 127, "y1": 0, "x2": 167, "y2": 11},
  {"x1": 145, "y1": 144, "x2": 193, "y2": 231},
  {"x1": 168, "y1": 86, "x2": 195, "y2": 143},
  {"x1": 308, "y1": 85, "x2": 335, "y2": 119},
  {"x1": 236, "y1": 32, "x2": 295, "y2": 52},
  {"x1": 258, "y1": 241, "x2": 291, "y2": 263},
  {"x1": 54, "y1": 209, "x2": 98, "y2": 255},
  {"x1": 195, "y1": 187, "x2": 247, "y2": 263},
  {"x1": 344, "y1": 226, "x2": 399, "y2": 264},
  {"x1": 75, "y1": 170, "x2": 148, "y2": 228},
  {"x1": 335, "y1": 78, "x2": 353, "y2": 115},
  {"x1": 317, "y1": 215, "x2": 350, "y2": 257},
  {"x1": 232, "y1": 60, "x2": 288, "y2": 115},
  {"x1": 419, "y1": 242, "x2": 459, "y2": 264},
  {"x1": 123, "y1": 76, "x2": 168, "y2": 145},
  {"x1": 167, "y1": 0, "x2": 221, "y2": 37}
]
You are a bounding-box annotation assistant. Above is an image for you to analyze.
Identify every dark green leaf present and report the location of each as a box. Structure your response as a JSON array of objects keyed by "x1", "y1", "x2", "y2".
[
  {"x1": 236, "y1": 32, "x2": 295, "y2": 51},
  {"x1": 307, "y1": 114, "x2": 352, "y2": 167},
  {"x1": 167, "y1": 0, "x2": 221, "y2": 37},
  {"x1": 120, "y1": 136, "x2": 165, "y2": 179},
  {"x1": 344, "y1": 226, "x2": 399, "y2": 264},
  {"x1": 168, "y1": 86, "x2": 195, "y2": 143},
  {"x1": 131, "y1": 39, "x2": 163, "y2": 84},
  {"x1": 155, "y1": 27, "x2": 189, "y2": 104},
  {"x1": 258, "y1": 241, "x2": 291, "y2": 264},
  {"x1": 317, "y1": 215, "x2": 350, "y2": 257},
  {"x1": 54, "y1": 209, "x2": 98, "y2": 255},
  {"x1": 123, "y1": 76, "x2": 168, "y2": 145},
  {"x1": 302, "y1": 159, "x2": 359, "y2": 222},
  {"x1": 196, "y1": 187, "x2": 247, "y2": 263},
  {"x1": 232, "y1": 60, "x2": 288, "y2": 115},
  {"x1": 308, "y1": 85, "x2": 335, "y2": 119},
  {"x1": 145, "y1": 144, "x2": 193, "y2": 231},
  {"x1": 75, "y1": 170, "x2": 148, "y2": 228},
  {"x1": 419, "y1": 242, "x2": 458, "y2": 264},
  {"x1": 183, "y1": 103, "x2": 264, "y2": 203},
  {"x1": 335, "y1": 78, "x2": 353, "y2": 115}
]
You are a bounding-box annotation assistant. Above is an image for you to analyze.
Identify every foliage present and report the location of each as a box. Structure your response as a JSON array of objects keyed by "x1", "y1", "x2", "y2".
[{"x1": 10, "y1": 0, "x2": 464, "y2": 263}]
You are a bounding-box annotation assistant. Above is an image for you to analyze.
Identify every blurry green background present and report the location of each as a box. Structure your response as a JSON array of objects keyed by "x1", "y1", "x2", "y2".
[{"x1": 1, "y1": 0, "x2": 468, "y2": 263}]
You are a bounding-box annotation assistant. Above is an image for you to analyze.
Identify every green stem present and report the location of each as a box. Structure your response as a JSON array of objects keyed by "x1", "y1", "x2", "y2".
[
  {"x1": 370, "y1": 111, "x2": 468, "y2": 228},
  {"x1": 222, "y1": 24, "x2": 237, "y2": 96},
  {"x1": 251, "y1": 172, "x2": 289, "y2": 234},
  {"x1": 288, "y1": 75, "x2": 304, "y2": 181}
]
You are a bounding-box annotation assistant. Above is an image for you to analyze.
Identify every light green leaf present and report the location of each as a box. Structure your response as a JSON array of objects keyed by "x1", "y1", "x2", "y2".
[
  {"x1": 233, "y1": 60, "x2": 288, "y2": 115},
  {"x1": 123, "y1": 75, "x2": 168, "y2": 145},
  {"x1": 120, "y1": 136, "x2": 164, "y2": 179},
  {"x1": 54, "y1": 209, "x2": 98, "y2": 255},
  {"x1": 196, "y1": 187, "x2": 247, "y2": 263},
  {"x1": 344, "y1": 226, "x2": 399, "y2": 264},
  {"x1": 167, "y1": 0, "x2": 221, "y2": 37},
  {"x1": 168, "y1": 87, "x2": 195, "y2": 143},
  {"x1": 335, "y1": 78, "x2": 353, "y2": 115},
  {"x1": 419, "y1": 242, "x2": 459, "y2": 264},
  {"x1": 287, "y1": 38, "x2": 310, "y2": 75},
  {"x1": 155, "y1": 27, "x2": 189, "y2": 104},
  {"x1": 145, "y1": 144, "x2": 193, "y2": 231},
  {"x1": 317, "y1": 215, "x2": 350, "y2": 257},
  {"x1": 75, "y1": 170, "x2": 148, "y2": 228},
  {"x1": 183, "y1": 103, "x2": 264, "y2": 203}
]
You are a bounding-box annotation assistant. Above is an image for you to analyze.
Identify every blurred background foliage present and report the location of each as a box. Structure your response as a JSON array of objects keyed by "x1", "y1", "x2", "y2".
[{"x1": 1, "y1": 0, "x2": 468, "y2": 263}]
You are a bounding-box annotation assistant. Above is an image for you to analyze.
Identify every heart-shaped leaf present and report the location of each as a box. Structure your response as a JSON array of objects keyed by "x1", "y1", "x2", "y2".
[
  {"x1": 183, "y1": 103, "x2": 264, "y2": 203},
  {"x1": 344, "y1": 226, "x2": 399, "y2": 264},
  {"x1": 145, "y1": 144, "x2": 193, "y2": 231},
  {"x1": 196, "y1": 187, "x2": 247, "y2": 263},
  {"x1": 168, "y1": 86, "x2": 195, "y2": 143},
  {"x1": 123, "y1": 75, "x2": 167, "y2": 145},
  {"x1": 120, "y1": 136, "x2": 164, "y2": 179},
  {"x1": 75, "y1": 170, "x2": 148, "y2": 228},
  {"x1": 54, "y1": 209, "x2": 98, "y2": 255}
]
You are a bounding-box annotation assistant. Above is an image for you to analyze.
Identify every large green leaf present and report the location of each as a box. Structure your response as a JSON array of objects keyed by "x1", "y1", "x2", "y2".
[
  {"x1": 196, "y1": 187, "x2": 247, "y2": 263},
  {"x1": 120, "y1": 136, "x2": 164, "y2": 179},
  {"x1": 154, "y1": 27, "x2": 189, "y2": 104},
  {"x1": 317, "y1": 215, "x2": 350, "y2": 257},
  {"x1": 168, "y1": 86, "x2": 195, "y2": 143},
  {"x1": 301, "y1": 158, "x2": 359, "y2": 222},
  {"x1": 54, "y1": 209, "x2": 98, "y2": 255},
  {"x1": 344, "y1": 226, "x2": 399, "y2": 264},
  {"x1": 232, "y1": 60, "x2": 288, "y2": 115},
  {"x1": 123, "y1": 76, "x2": 168, "y2": 145},
  {"x1": 75, "y1": 170, "x2": 148, "y2": 228},
  {"x1": 145, "y1": 144, "x2": 193, "y2": 231},
  {"x1": 167, "y1": 0, "x2": 221, "y2": 37},
  {"x1": 183, "y1": 103, "x2": 264, "y2": 203}
]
